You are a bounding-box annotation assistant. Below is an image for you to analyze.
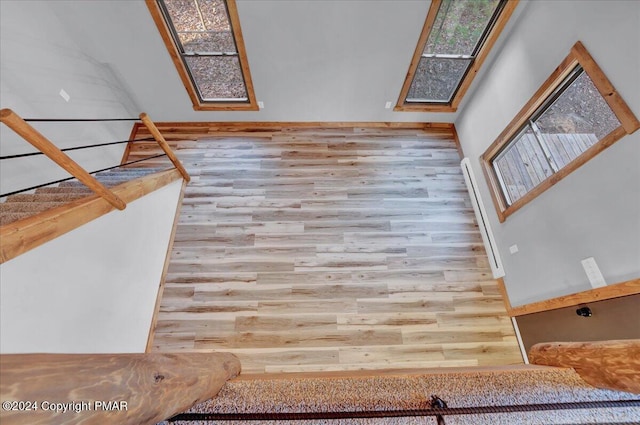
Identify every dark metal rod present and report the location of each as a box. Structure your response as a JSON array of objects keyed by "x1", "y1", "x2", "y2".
[
  {"x1": 88, "y1": 153, "x2": 167, "y2": 175},
  {"x1": 0, "y1": 153, "x2": 167, "y2": 198},
  {"x1": 60, "y1": 137, "x2": 156, "y2": 153},
  {"x1": 0, "y1": 137, "x2": 156, "y2": 160},
  {"x1": 168, "y1": 399, "x2": 640, "y2": 422},
  {"x1": 23, "y1": 118, "x2": 140, "y2": 122}
]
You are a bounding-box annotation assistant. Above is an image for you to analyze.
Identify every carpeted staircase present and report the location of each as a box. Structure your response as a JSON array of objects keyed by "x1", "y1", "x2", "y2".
[
  {"x1": 0, "y1": 167, "x2": 165, "y2": 226},
  {"x1": 162, "y1": 368, "x2": 640, "y2": 424}
]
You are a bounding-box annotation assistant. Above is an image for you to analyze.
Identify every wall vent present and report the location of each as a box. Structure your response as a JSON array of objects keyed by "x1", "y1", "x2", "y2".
[{"x1": 461, "y1": 158, "x2": 505, "y2": 278}]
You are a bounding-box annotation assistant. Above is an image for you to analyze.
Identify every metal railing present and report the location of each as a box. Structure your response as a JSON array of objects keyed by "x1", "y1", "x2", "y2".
[{"x1": 0, "y1": 109, "x2": 189, "y2": 208}]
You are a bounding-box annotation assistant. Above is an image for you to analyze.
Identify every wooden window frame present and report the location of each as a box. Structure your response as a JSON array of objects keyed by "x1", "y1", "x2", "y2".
[
  {"x1": 395, "y1": 0, "x2": 519, "y2": 113},
  {"x1": 481, "y1": 41, "x2": 640, "y2": 223},
  {"x1": 146, "y1": 0, "x2": 258, "y2": 111}
]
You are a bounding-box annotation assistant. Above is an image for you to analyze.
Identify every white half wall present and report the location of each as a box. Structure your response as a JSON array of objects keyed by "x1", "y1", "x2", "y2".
[
  {"x1": 454, "y1": 1, "x2": 640, "y2": 306},
  {"x1": 0, "y1": 179, "x2": 183, "y2": 354}
]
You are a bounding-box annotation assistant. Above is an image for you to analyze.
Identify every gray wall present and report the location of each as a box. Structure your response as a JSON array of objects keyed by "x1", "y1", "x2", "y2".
[
  {"x1": 0, "y1": 1, "x2": 140, "y2": 195},
  {"x1": 48, "y1": 0, "x2": 463, "y2": 123},
  {"x1": 455, "y1": 0, "x2": 640, "y2": 306}
]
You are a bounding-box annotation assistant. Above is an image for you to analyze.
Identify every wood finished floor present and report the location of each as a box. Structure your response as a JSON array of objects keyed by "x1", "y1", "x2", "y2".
[{"x1": 129, "y1": 126, "x2": 522, "y2": 374}]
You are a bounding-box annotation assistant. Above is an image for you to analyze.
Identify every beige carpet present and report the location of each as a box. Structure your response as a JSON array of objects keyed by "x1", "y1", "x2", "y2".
[{"x1": 163, "y1": 367, "x2": 640, "y2": 424}]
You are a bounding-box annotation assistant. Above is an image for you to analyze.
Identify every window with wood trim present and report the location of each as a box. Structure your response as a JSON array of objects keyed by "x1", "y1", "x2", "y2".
[
  {"x1": 481, "y1": 41, "x2": 640, "y2": 222},
  {"x1": 146, "y1": 0, "x2": 257, "y2": 111},
  {"x1": 395, "y1": 0, "x2": 518, "y2": 112}
]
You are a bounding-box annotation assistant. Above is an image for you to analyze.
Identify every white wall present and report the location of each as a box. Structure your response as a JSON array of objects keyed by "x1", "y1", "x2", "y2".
[
  {"x1": 455, "y1": 1, "x2": 640, "y2": 306},
  {"x1": 0, "y1": 179, "x2": 182, "y2": 354},
  {"x1": 48, "y1": 0, "x2": 462, "y2": 123},
  {"x1": 0, "y1": 0, "x2": 139, "y2": 195}
]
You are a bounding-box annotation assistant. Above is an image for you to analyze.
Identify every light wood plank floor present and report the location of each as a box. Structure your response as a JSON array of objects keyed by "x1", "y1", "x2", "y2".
[{"x1": 129, "y1": 126, "x2": 523, "y2": 373}]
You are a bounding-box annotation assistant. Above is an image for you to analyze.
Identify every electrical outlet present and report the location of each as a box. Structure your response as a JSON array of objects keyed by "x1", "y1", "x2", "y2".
[
  {"x1": 258, "y1": 101, "x2": 264, "y2": 109},
  {"x1": 581, "y1": 257, "x2": 606, "y2": 288},
  {"x1": 59, "y1": 89, "x2": 70, "y2": 102},
  {"x1": 509, "y1": 244, "x2": 519, "y2": 254},
  {"x1": 385, "y1": 101, "x2": 393, "y2": 109}
]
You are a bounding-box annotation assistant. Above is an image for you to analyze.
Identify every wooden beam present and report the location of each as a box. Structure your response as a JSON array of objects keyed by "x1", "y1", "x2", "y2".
[
  {"x1": 0, "y1": 352, "x2": 240, "y2": 425},
  {"x1": 139, "y1": 113, "x2": 191, "y2": 182},
  {"x1": 0, "y1": 108, "x2": 126, "y2": 210},
  {"x1": 0, "y1": 169, "x2": 181, "y2": 264},
  {"x1": 508, "y1": 279, "x2": 640, "y2": 316},
  {"x1": 529, "y1": 339, "x2": 640, "y2": 394}
]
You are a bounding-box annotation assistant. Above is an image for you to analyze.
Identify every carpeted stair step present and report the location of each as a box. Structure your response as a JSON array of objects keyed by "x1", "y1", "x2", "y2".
[
  {"x1": 35, "y1": 187, "x2": 94, "y2": 195},
  {"x1": 98, "y1": 167, "x2": 166, "y2": 174},
  {"x1": 0, "y1": 167, "x2": 170, "y2": 227},
  {"x1": 57, "y1": 179, "x2": 124, "y2": 188},
  {"x1": 167, "y1": 368, "x2": 640, "y2": 425},
  {"x1": 0, "y1": 201, "x2": 66, "y2": 213},
  {"x1": 0, "y1": 212, "x2": 31, "y2": 226},
  {"x1": 5, "y1": 193, "x2": 90, "y2": 203},
  {"x1": 94, "y1": 168, "x2": 166, "y2": 178}
]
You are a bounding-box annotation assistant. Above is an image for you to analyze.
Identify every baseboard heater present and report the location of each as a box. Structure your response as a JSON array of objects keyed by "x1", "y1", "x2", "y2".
[{"x1": 460, "y1": 158, "x2": 504, "y2": 279}]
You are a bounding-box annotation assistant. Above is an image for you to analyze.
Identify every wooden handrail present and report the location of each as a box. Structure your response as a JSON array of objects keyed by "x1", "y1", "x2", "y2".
[
  {"x1": 139, "y1": 113, "x2": 191, "y2": 182},
  {"x1": 529, "y1": 339, "x2": 640, "y2": 394},
  {"x1": 0, "y1": 169, "x2": 182, "y2": 264},
  {"x1": 0, "y1": 108, "x2": 126, "y2": 210},
  {"x1": 0, "y1": 352, "x2": 240, "y2": 425}
]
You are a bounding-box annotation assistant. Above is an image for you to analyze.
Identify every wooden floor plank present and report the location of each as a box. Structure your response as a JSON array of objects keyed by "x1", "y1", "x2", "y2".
[{"x1": 143, "y1": 127, "x2": 522, "y2": 373}]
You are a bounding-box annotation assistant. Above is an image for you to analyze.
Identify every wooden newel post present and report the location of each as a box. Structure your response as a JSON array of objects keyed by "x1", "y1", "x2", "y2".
[
  {"x1": 139, "y1": 113, "x2": 191, "y2": 182},
  {"x1": 0, "y1": 352, "x2": 241, "y2": 425},
  {"x1": 0, "y1": 108, "x2": 126, "y2": 210},
  {"x1": 529, "y1": 339, "x2": 640, "y2": 394}
]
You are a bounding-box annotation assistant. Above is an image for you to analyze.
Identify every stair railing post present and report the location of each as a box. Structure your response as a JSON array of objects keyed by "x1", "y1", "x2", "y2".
[
  {"x1": 529, "y1": 339, "x2": 640, "y2": 394},
  {"x1": 0, "y1": 108, "x2": 126, "y2": 210},
  {"x1": 138, "y1": 113, "x2": 191, "y2": 182}
]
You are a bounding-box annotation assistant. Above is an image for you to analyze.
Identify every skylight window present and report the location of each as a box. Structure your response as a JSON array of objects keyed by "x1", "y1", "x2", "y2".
[
  {"x1": 147, "y1": 0, "x2": 257, "y2": 111},
  {"x1": 396, "y1": 0, "x2": 517, "y2": 112}
]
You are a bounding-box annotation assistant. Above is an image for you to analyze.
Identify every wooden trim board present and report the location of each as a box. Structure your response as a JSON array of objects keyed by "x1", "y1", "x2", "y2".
[
  {"x1": 508, "y1": 278, "x2": 640, "y2": 317},
  {"x1": 235, "y1": 364, "x2": 553, "y2": 381},
  {"x1": 496, "y1": 277, "x2": 514, "y2": 315},
  {"x1": 146, "y1": 179, "x2": 188, "y2": 352},
  {"x1": 451, "y1": 124, "x2": 465, "y2": 160},
  {"x1": 120, "y1": 121, "x2": 140, "y2": 165},
  {"x1": 135, "y1": 121, "x2": 452, "y2": 130}
]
